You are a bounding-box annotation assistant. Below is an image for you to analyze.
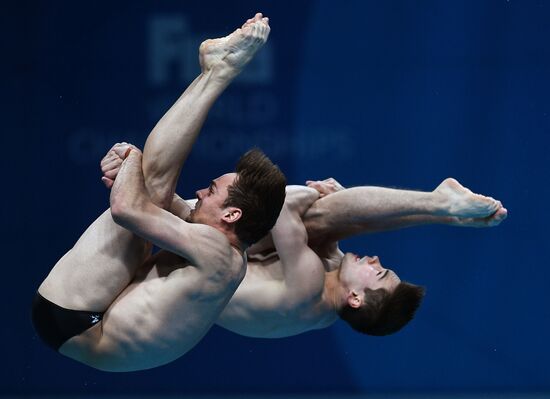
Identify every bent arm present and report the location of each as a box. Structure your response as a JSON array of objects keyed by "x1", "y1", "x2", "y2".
[
  {"x1": 110, "y1": 150, "x2": 229, "y2": 267},
  {"x1": 270, "y1": 186, "x2": 325, "y2": 298},
  {"x1": 101, "y1": 143, "x2": 196, "y2": 221}
]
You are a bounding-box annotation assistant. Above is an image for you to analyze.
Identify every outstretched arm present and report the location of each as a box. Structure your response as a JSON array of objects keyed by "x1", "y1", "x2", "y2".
[{"x1": 303, "y1": 178, "x2": 507, "y2": 246}]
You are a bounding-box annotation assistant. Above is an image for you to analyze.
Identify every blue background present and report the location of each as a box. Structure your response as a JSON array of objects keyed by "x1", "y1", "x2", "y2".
[{"x1": 3, "y1": 0, "x2": 549, "y2": 395}]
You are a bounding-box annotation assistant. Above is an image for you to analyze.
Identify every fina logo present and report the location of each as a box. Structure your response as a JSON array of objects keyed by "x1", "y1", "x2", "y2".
[{"x1": 147, "y1": 15, "x2": 273, "y2": 87}]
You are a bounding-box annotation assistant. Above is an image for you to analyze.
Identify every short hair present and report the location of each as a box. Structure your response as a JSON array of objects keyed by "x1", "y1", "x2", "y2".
[
  {"x1": 224, "y1": 148, "x2": 287, "y2": 247},
  {"x1": 338, "y1": 282, "x2": 425, "y2": 336}
]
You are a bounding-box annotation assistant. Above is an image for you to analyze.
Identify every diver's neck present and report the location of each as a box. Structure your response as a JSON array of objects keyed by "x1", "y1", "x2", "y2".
[{"x1": 322, "y1": 270, "x2": 345, "y2": 312}]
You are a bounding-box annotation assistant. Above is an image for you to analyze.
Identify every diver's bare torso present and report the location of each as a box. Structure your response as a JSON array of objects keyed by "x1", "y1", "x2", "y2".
[
  {"x1": 216, "y1": 244, "x2": 339, "y2": 338},
  {"x1": 60, "y1": 247, "x2": 245, "y2": 371}
]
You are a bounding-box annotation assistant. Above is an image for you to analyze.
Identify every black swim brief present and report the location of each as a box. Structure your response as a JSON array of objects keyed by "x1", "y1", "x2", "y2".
[{"x1": 31, "y1": 292, "x2": 104, "y2": 351}]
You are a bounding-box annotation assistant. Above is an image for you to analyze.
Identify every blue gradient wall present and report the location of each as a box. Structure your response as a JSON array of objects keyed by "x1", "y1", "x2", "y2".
[{"x1": 4, "y1": 0, "x2": 549, "y2": 395}]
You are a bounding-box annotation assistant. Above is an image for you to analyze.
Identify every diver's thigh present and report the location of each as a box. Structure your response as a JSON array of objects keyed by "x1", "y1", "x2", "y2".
[{"x1": 39, "y1": 209, "x2": 151, "y2": 311}]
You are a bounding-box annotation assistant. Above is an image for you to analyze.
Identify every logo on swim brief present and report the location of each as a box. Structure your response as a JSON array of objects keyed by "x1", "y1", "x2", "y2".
[{"x1": 90, "y1": 314, "x2": 101, "y2": 324}]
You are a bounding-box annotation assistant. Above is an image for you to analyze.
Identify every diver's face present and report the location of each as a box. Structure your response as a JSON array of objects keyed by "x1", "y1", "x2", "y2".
[
  {"x1": 339, "y1": 253, "x2": 401, "y2": 292},
  {"x1": 189, "y1": 173, "x2": 237, "y2": 226}
]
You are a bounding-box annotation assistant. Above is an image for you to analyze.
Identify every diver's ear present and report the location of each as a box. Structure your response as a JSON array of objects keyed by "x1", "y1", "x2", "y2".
[
  {"x1": 347, "y1": 291, "x2": 363, "y2": 309},
  {"x1": 222, "y1": 207, "x2": 242, "y2": 224}
]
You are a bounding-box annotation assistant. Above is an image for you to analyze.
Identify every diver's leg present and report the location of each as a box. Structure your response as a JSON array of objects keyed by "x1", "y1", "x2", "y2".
[
  {"x1": 142, "y1": 13, "x2": 270, "y2": 208},
  {"x1": 303, "y1": 178, "x2": 505, "y2": 244},
  {"x1": 38, "y1": 208, "x2": 151, "y2": 312}
]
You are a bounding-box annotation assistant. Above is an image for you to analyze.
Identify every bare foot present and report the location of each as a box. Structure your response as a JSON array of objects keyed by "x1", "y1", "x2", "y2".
[
  {"x1": 434, "y1": 178, "x2": 501, "y2": 218},
  {"x1": 199, "y1": 13, "x2": 270, "y2": 76},
  {"x1": 451, "y1": 206, "x2": 508, "y2": 228}
]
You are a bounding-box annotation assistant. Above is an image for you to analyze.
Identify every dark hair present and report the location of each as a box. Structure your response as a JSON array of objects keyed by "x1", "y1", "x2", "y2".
[
  {"x1": 338, "y1": 282, "x2": 425, "y2": 336},
  {"x1": 224, "y1": 148, "x2": 287, "y2": 246}
]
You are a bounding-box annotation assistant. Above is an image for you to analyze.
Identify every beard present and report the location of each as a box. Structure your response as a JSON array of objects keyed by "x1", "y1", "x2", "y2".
[{"x1": 186, "y1": 200, "x2": 201, "y2": 223}]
